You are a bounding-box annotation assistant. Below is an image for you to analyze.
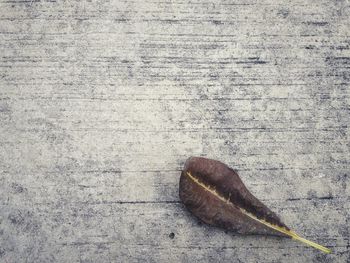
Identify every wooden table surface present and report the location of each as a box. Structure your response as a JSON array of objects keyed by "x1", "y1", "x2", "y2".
[{"x1": 0, "y1": 1, "x2": 349, "y2": 262}]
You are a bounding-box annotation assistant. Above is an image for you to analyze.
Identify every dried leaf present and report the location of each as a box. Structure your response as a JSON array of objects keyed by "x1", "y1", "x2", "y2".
[{"x1": 179, "y1": 157, "x2": 331, "y2": 253}]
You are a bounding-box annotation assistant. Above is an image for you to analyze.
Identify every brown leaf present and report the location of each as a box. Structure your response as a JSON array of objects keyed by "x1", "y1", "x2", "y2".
[{"x1": 179, "y1": 157, "x2": 331, "y2": 253}]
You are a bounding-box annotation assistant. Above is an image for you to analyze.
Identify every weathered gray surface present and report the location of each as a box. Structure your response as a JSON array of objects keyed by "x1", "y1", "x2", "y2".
[{"x1": 0, "y1": 0, "x2": 349, "y2": 262}]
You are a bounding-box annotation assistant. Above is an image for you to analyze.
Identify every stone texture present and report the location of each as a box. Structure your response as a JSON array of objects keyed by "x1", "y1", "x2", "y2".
[{"x1": 0, "y1": 0, "x2": 349, "y2": 262}]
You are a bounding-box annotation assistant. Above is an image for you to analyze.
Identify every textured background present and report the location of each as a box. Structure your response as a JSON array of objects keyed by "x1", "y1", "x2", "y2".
[{"x1": 0, "y1": 0, "x2": 349, "y2": 262}]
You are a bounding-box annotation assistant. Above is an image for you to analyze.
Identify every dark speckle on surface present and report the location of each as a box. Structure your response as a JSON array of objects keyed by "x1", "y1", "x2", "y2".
[
  {"x1": 11, "y1": 183, "x2": 25, "y2": 193},
  {"x1": 277, "y1": 9, "x2": 289, "y2": 18},
  {"x1": 8, "y1": 211, "x2": 24, "y2": 226}
]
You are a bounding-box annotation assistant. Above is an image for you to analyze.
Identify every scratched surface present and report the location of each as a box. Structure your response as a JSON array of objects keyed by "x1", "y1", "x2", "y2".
[{"x1": 0, "y1": 0, "x2": 349, "y2": 262}]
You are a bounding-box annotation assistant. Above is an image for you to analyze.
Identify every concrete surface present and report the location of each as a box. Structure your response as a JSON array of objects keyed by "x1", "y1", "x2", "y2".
[{"x1": 0, "y1": 0, "x2": 349, "y2": 262}]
